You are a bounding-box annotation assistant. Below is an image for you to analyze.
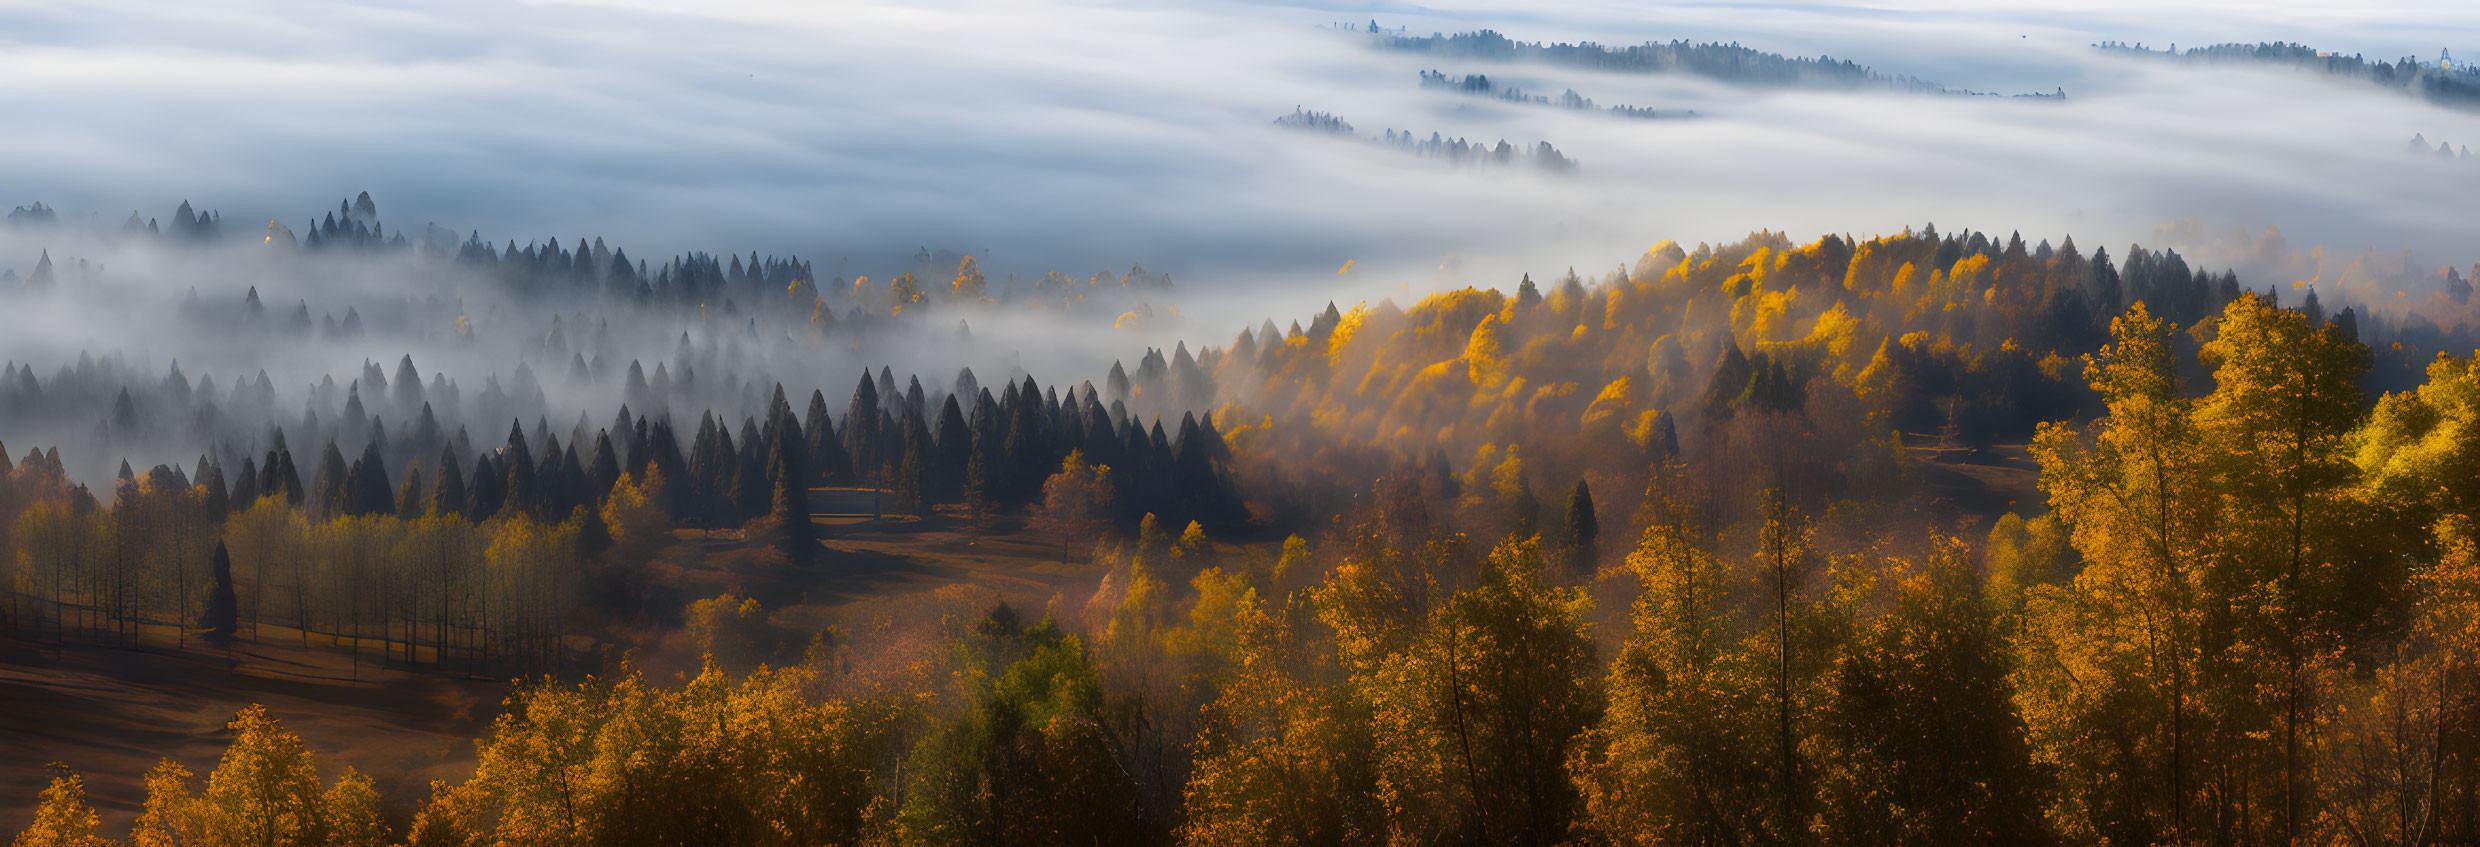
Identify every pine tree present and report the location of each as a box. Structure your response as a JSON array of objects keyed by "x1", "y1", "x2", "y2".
[
  {"x1": 431, "y1": 446, "x2": 467, "y2": 517},
  {"x1": 767, "y1": 441, "x2": 816, "y2": 566},
  {"x1": 893, "y1": 419, "x2": 931, "y2": 518},
  {"x1": 467, "y1": 455, "x2": 504, "y2": 521},
  {"x1": 933, "y1": 394, "x2": 971, "y2": 503},
  {"x1": 502, "y1": 420, "x2": 536, "y2": 518},
  {"x1": 396, "y1": 465, "x2": 426, "y2": 520},
  {"x1": 588, "y1": 430, "x2": 621, "y2": 500},
  {"x1": 313, "y1": 442, "x2": 350, "y2": 516},
  {"x1": 1563, "y1": 480, "x2": 1598, "y2": 575},
  {"x1": 203, "y1": 541, "x2": 238, "y2": 645}
]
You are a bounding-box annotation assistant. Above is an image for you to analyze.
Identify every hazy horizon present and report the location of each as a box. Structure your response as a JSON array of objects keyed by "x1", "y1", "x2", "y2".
[{"x1": 7, "y1": 0, "x2": 2480, "y2": 322}]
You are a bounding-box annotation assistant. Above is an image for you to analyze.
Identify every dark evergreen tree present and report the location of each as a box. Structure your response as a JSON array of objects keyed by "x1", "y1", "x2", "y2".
[
  {"x1": 736, "y1": 417, "x2": 769, "y2": 521},
  {"x1": 967, "y1": 387, "x2": 1006, "y2": 514},
  {"x1": 1563, "y1": 479, "x2": 1599, "y2": 575},
  {"x1": 230, "y1": 456, "x2": 260, "y2": 511},
  {"x1": 202, "y1": 540, "x2": 237, "y2": 645},
  {"x1": 271, "y1": 445, "x2": 303, "y2": 506},
  {"x1": 397, "y1": 464, "x2": 426, "y2": 520},
  {"x1": 645, "y1": 417, "x2": 689, "y2": 514},
  {"x1": 933, "y1": 394, "x2": 971, "y2": 503},
  {"x1": 467, "y1": 454, "x2": 505, "y2": 521},
  {"x1": 589, "y1": 430, "x2": 621, "y2": 498},
  {"x1": 432, "y1": 445, "x2": 468, "y2": 517},
  {"x1": 313, "y1": 442, "x2": 351, "y2": 516},
  {"x1": 803, "y1": 389, "x2": 845, "y2": 484},
  {"x1": 844, "y1": 371, "x2": 884, "y2": 481},
  {"x1": 894, "y1": 417, "x2": 932, "y2": 518},
  {"x1": 196, "y1": 459, "x2": 229, "y2": 518},
  {"x1": 767, "y1": 432, "x2": 816, "y2": 565},
  {"x1": 347, "y1": 440, "x2": 393, "y2": 517},
  {"x1": 1004, "y1": 375, "x2": 1050, "y2": 504},
  {"x1": 534, "y1": 435, "x2": 569, "y2": 517},
  {"x1": 502, "y1": 419, "x2": 536, "y2": 519}
]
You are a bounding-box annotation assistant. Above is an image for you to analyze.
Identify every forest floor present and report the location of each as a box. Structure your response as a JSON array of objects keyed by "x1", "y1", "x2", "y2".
[
  {"x1": 0, "y1": 502, "x2": 1103, "y2": 835},
  {"x1": 1907, "y1": 440, "x2": 2043, "y2": 525}
]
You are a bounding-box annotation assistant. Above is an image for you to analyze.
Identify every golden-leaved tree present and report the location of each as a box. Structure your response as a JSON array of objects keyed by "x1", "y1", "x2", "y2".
[{"x1": 2023, "y1": 301, "x2": 2213, "y2": 844}]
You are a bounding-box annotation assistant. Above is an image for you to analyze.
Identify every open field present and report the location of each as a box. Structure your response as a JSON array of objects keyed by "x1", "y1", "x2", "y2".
[{"x1": 0, "y1": 624, "x2": 500, "y2": 834}]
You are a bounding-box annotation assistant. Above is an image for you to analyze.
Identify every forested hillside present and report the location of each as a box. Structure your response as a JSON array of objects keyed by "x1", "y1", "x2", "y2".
[{"x1": 11, "y1": 207, "x2": 2480, "y2": 844}]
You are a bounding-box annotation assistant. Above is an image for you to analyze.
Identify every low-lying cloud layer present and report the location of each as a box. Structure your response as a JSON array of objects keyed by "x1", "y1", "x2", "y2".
[{"x1": 5, "y1": 0, "x2": 2480, "y2": 352}]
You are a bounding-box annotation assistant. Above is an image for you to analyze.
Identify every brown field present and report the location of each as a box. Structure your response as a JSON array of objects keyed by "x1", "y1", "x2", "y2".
[{"x1": 0, "y1": 502, "x2": 1106, "y2": 835}]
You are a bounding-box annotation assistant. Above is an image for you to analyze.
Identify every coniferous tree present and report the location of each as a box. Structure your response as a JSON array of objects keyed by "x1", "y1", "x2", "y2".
[
  {"x1": 588, "y1": 430, "x2": 620, "y2": 499},
  {"x1": 732, "y1": 418, "x2": 768, "y2": 521},
  {"x1": 844, "y1": 371, "x2": 883, "y2": 483},
  {"x1": 933, "y1": 394, "x2": 971, "y2": 503},
  {"x1": 894, "y1": 418, "x2": 932, "y2": 518},
  {"x1": 231, "y1": 457, "x2": 261, "y2": 510},
  {"x1": 271, "y1": 446, "x2": 303, "y2": 506},
  {"x1": 1564, "y1": 479, "x2": 1599, "y2": 575},
  {"x1": 349, "y1": 441, "x2": 392, "y2": 517},
  {"x1": 467, "y1": 455, "x2": 504, "y2": 522},
  {"x1": 501, "y1": 420, "x2": 536, "y2": 518},
  {"x1": 197, "y1": 457, "x2": 229, "y2": 517},
  {"x1": 396, "y1": 465, "x2": 425, "y2": 520},
  {"x1": 767, "y1": 435, "x2": 816, "y2": 566},
  {"x1": 966, "y1": 387, "x2": 1006, "y2": 515},
  {"x1": 313, "y1": 442, "x2": 350, "y2": 516},
  {"x1": 806, "y1": 390, "x2": 851, "y2": 484},
  {"x1": 202, "y1": 541, "x2": 237, "y2": 645},
  {"x1": 432, "y1": 446, "x2": 467, "y2": 517}
]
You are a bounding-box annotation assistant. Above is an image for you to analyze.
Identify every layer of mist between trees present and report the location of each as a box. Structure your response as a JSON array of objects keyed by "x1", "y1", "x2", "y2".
[
  {"x1": 1365, "y1": 24, "x2": 2066, "y2": 98},
  {"x1": 0, "y1": 195, "x2": 1199, "y2": 489},
  {"x1": 24, "y1": 212, "x2": 2480, "y2": 842},
  {"x1": 2099, "y1": 40, "x2": 2480, "y2": 111}
]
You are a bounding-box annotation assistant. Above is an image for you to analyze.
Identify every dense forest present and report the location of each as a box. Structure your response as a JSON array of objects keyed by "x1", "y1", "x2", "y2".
[{"x1": 15, "y1": 197, "x2": 2480, "y2": 844}]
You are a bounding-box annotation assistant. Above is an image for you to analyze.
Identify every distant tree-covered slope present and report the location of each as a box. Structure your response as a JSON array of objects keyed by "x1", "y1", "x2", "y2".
[
  {"x1": 2098, "y1": 40, "x2": 2480, "y2": 110},
  {"x1": 1371, "y1": 26, "x2": 2066, "y2": 98}
]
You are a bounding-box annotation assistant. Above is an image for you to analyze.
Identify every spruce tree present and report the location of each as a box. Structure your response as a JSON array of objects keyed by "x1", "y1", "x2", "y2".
[
  {"x1": 589, "y1": 430, "x2": 621, "y2": 499},
  {"x1": 202, "y1": 540, "x2": 238, "y2": 645},
  {"x1": 768, "y1": 435, "x2": 816, "y2": 565},
  {"x1": 230, "y1": 457, "x2": 261, "y2": 511},
  {"x1": 894, "y1": 418, "x2": 932, "y2": 518},
  {"x1": 502, "y1": 419, "x2": 536, "y2": 518},
  {"x1": 467, "y1": 455, "x2": 505, "y2": 521},
  {"x1": 313, "y1": 442, "x2": 350, "y2": 516},
  {"x1": 1564, "y1": 479, "x2": 1599, "y2": 575},
  {"x1": 933, "y1": 394, "x2": 971, "y2": 503},
  {"x1": 397, "y1": 465, "x2": 426, "y2": 520},
  {"x1": 432, "y1": 445, "x2": 467, "y2": 517}
]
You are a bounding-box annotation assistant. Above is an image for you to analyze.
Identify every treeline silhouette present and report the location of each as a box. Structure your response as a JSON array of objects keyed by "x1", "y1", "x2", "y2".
[
  {"x1": 0, "y1": 360, "x2": 1244, "y2": 681},
  {"x1": 2099, "y1": 40, "x2": 2480, "y2": 111},
  {"x1": 1274, "y1": 107, "x2": 1579, "y2": 170},
  {"x1": 1379, "y1": 27, "x2": 2064, "y2": 98},
  {"x1": 0, "y1": 194, "x2": 1201, "y2": 487},
  {"x1": 1418, "y1": 70, "x2": 1701, "y2": 119}
]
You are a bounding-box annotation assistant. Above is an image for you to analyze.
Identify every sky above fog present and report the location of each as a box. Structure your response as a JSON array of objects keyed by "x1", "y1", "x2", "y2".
[{"x1": 6, "y1": 0, "x2": 2480, "y2": 329}]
